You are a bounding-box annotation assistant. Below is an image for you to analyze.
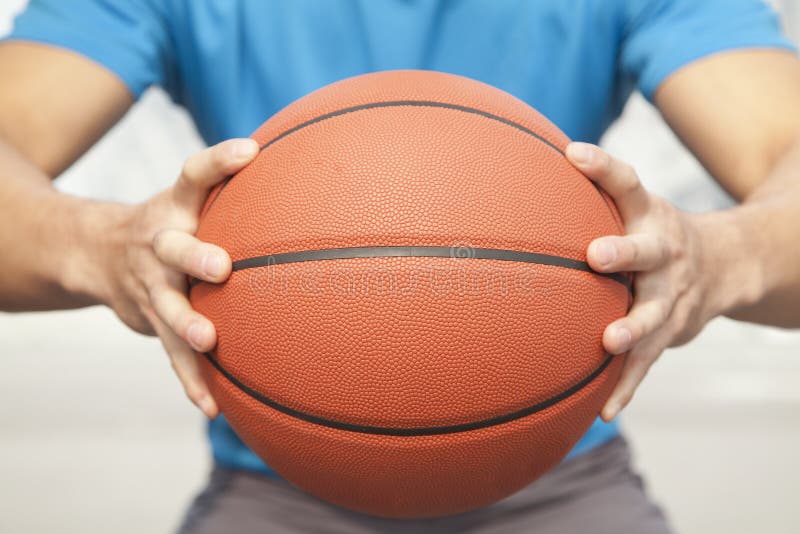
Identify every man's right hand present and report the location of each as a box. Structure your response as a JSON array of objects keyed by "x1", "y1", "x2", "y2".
[
  {"x1": 100, "y1": 139, "x2": 259, "y2": 417},
  {"x1": 0, "y1": 42, "x2": 260, "y2": 418}
]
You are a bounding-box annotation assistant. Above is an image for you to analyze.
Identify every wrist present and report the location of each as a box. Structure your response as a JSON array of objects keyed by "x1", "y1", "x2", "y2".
[
  {"x1": 57, "y1": 195, "x2": 134, "y2": 307},
  {"x1": 692, "y1": 207, "x2": 766, "y2": 318}
]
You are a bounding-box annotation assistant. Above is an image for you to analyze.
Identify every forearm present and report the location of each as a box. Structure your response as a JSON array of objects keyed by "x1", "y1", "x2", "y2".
[
  {"x1": 0, "y1": 139, "x2": 126, "y2": 310},
  {"x1": 703, "y1": 136, "x2": 800, "y2": 328}
]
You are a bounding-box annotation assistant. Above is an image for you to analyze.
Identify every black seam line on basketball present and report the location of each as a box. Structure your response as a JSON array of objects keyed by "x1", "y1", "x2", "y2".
[
  {"x1": 202, "y1": 100, "x2": 566, "y2": 215},
  {"x1": 590, "y1": 182, "x2": 624, "y2": 234},
  {"x1": 202, "y1": 351, "x2": 614, "y2": 436},
  {"x1": 226, "y1": 246, "x2": 631, "y2": 290},
  {"x1": 260, "y1": 101, "x2": 564, "y2": 154}
]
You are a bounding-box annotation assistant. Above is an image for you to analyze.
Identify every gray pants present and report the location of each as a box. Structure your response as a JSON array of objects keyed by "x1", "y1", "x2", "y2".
[{"x1": 179, "y1": 437, "x2": 671, "y2": 533}]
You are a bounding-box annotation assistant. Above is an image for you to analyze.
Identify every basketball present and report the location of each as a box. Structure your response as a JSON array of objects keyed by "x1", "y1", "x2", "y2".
[{"x1": 190, "y1": 70, "x2": 629, "y2": 518}]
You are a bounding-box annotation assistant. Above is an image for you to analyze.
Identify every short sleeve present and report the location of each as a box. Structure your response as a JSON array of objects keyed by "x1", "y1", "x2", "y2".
[
  {"x1": 2, "y1": 0, "x2": 177, "y2": 99},
  {"x1": 620, "y1": 0, "x2": 797, "y2": 101}
]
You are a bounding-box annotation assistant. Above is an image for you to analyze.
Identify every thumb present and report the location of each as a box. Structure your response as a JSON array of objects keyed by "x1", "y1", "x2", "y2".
[{"x1": 173, "y1": 138, "x2": 259, "y2": 212}]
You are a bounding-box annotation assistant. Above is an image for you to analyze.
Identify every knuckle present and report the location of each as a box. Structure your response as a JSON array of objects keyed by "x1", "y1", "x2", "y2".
[
  {"x1": 151, "y1": 229, "x2": 170, "y2": 256},
  {"x1": 148, "y1": 287, "x2": 178, "y2": 325},
  {"x1": 147, "y1": 284, "x2": 165, "y2": 310},
  {"x1": 625, "y1": 238, "x2": 640, "y2": 265},
  {"x1": 177, "y1": 315, "x2": 195, "y2": 341},
  {"x1": 619, "y1": 159, "x2": 636, "y2": 177},
  {"x1": 656, "y1": 299, "x2": 672, "y2": 324},
  {"x1": 628, "y1": 320, "x2": 646, "y2": 344},
  {"x1": 608, "y1": 157, "x2": 640, "y2": 194},
  {"x1": 180, "y1": 155, "x2": 199, "y2": 182},
  {"x1": 634, "y1": 303, "x2": 666, "y2": 339},
  {"x1": 669, "y1": 238, "x2": 685, "y2": 261},
  {"x1": 618, "y1": 172, "x2": 641, "y2": 197},
  {"x1": 658, "y1": 235, "x2": 676, "y2": 262},
  {"x1": 211, "y1": 144, "x2": 232, "y2": 168},
  {"x1": 597, "y1": 150, "x2": 612, "y2": 173},
  {"x1": 654, "y1": 195, "x2": 673, "y2": 215},
  {"x1": 671, "y1": 312, "x2": 689, "y2": 339},
  {"x1": 163, "y1": 294, "x2": 192, "y2": 328},
  {"x1": 177, "y1": 242, "x2": 201, "y2": 273}
]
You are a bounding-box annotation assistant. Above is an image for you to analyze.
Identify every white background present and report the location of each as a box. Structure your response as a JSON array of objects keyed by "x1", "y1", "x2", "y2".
[{"x1": 1, "y1": 1, "x2": 799, "y2": 533}]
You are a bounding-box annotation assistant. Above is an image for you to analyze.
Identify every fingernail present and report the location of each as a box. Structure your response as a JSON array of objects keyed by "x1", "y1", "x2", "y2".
[
  {"x1": 594, "y1": 241, "x2": 617, "y2": 267},
  {"x1": 233, "y1": 139, "x2": 258, "y2": 161},
  {"x1": 203, "y1": 254, "x2": 225, "y2": 279},
  {"x1": 567, "y1": 143, "x2": 593, "y2": 165},
  {"x1": 615, "y1": 327, "x2": 632, "y2": 353},
  {"x1": 603, "y1": 402, "x2": 621, "y2": 421},
  {"x1": 198, "y1": 395, "x2": 216, "y2": 418},
  {"x1": 187, "y1": 322, "x2": 207, "y2": 351}
]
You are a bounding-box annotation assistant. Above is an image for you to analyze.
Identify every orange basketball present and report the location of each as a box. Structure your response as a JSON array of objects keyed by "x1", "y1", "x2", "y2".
[{"x1": 190, "y1": 70, "x2": 629, "y2": 518}]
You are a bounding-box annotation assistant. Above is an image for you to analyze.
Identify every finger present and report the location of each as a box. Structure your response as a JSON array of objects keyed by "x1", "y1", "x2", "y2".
[
  {"x1": 565, "y1": 142, "x2": 649, "y2": 221},
  {"x1": 173, "y1": 138, "x2": 259, "y2": 209},
  {"x1": 150, "y1": 284, "x2": 217, "y2": 353},
  {"x1": 152, "y1": 318, "x2": 218, "y2": 418},
  {"x1": 602, "y1": 297, "x2": 674, "y2": 355},
  {"x1": 600, "y1": 328, "x2": 672, "y2": 421},
  {"x1": 153, "y1": 229, "x2": 231, "y2": 283},
  {"x1": 587, "y1": 233, "x2": 671, "y2": 273}
]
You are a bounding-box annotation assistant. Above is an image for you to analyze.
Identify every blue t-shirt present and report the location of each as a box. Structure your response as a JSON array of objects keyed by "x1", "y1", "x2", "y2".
[{"x1": 6, "y1": 0, "x2": 794, "y2": 475}]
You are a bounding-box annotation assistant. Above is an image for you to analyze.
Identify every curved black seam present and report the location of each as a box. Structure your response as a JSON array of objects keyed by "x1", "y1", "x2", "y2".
[
  {"x1": 226, "y1": 246, "x2": 630, "y2": 290},
  {"x1": 202, "y1": 100, "x2": 565, "y2": 215},
  {"x1": 591, "y1": 182, "x2": 624, "y2": 234},
  {"x1": 203, "y1": 351, "x2": 615, "y2": 436},
  {"x1": 260, "y1": 100, "x2": 563, "y2": 154}
]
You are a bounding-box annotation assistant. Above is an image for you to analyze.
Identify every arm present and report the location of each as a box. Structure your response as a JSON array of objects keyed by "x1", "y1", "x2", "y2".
[
  {"x1": 0, "y1": 42, "x2": 258, "y2": 416},
  {"x1": 0, "y1": 42, "x2": 132, "y2": 309},
  {"x1": 564, "y1": 49, "x2": 800, "y2": 419},
  {"x1": 656, "y1": 49, "x2": 800, "y2": 327}
]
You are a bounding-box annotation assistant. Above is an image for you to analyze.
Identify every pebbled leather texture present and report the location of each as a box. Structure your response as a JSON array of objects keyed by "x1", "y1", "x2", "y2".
[{"x1": 191, "y1": 70, "x2": 627, "y2": 518}]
